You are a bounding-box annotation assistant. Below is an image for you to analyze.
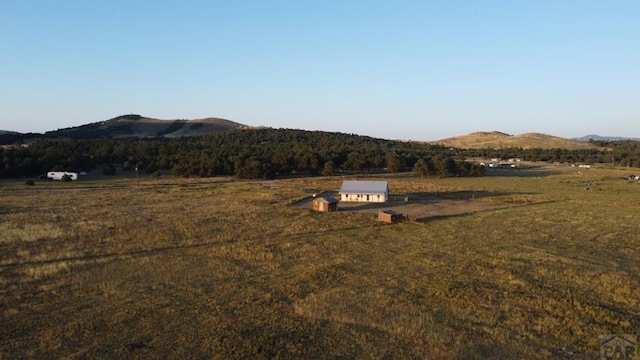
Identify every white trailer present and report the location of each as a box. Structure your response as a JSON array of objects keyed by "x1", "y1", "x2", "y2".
[{"x1": 47, "y1": 171, "x2": 78, "y2": 181}]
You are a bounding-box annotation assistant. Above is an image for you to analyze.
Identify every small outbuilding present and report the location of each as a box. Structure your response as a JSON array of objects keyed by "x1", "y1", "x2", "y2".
[
  {"x1": 313, "y1": 196, "x2": 339, "y2": 212},
  {"x1": 378, "y1": 209, "x2": 404, "y2": 223},
  {"x1": 339, "y1": 180, "x2": 389, "y2": 203}
]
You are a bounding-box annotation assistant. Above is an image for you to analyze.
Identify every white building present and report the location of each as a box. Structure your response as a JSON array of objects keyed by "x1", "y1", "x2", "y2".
[{"x1": 339, "y1": 180, "x2": 389, "y2": 203}]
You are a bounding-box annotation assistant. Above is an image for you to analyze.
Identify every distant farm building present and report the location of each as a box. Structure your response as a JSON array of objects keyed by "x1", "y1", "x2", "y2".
[
  {"x1": 496, "y1": 163, "x2": 516, "y2": 169},
  {"x1": 378, "y1": 210, "x2": 404, "y2": 223},
  {"x1": 339, "y1": 180, "x2": 389, "y2": 203},
  {"x1": 313, "y1": 196, "x2": 339, "y2": 212},
  {"x1": 47, "y1": 171, "x2": 78, "y2": 181},
  {"x1": 487, "y1": 163, "x2": 515, "y2": 168}
]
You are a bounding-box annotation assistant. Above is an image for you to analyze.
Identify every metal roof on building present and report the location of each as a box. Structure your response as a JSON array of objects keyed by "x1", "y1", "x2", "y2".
[
  {"x1": 339, "y1": 180, "x2": 388, "y2": 194},
  {"x1": 315, "y1": 196, "x2": 339, "y2": 203}
]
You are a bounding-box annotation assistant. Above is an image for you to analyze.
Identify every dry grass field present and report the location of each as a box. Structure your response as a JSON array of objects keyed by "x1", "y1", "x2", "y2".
[{"x1": 1, "y1": 167, "x2": 639, "y2": 359}]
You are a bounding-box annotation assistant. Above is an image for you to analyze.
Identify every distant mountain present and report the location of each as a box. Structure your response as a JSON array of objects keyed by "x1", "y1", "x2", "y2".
[
  {"x1": 577, "y1": 134, "x2": 640, "y2": 142},
  {"x1": 0, "y1": 114, "x2": 250, "y2": 144},
  {"x1": 48, "y1": 114, "x2": 249, "y2": 139},
  {"x1": 432, "y1": 131, "x2": 599, "y2": 150}
]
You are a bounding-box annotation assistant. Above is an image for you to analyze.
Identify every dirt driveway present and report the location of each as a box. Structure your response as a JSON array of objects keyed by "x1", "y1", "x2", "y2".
[{"x1": 293, "y1": 190, "x2": 529, "y2": 222}]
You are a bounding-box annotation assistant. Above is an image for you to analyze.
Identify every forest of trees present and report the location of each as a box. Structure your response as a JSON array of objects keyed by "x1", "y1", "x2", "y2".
[
  {"x1": 1, "y1": 128, "x2": 639, "y2": 180},
  {"x1": 0, "y1": 128, "x2": 485, "y2": 179}
]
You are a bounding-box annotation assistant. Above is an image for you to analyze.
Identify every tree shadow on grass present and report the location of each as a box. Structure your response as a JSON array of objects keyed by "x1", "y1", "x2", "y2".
[
  {"x1": 402, "y1": 190, "x2": 538, "y2": 201},
  {"x1": 484, "y1": 167, "x2": 560, "y2": 177},
  {"x1": 415, "y1": 212, "x2": 475, "y2": 224},
  {"x1": 413, "y1": 198, "x2": 556, "y2": 223},
  {"x1": 0, "y1": 205, "x2": 30, "y2": 215},
  {"x1": 337, "y1": 202, "x2": 395, "y2": 212}
]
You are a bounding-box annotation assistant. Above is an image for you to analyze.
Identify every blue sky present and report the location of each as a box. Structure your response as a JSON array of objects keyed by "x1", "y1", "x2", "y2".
[{"x1": 1, "y1": 0, "x2": 638, "y2": 140}]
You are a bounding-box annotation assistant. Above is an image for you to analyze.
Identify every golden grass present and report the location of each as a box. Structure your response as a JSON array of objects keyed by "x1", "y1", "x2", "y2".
[
  {"x1": 0, "y1": 223, "x2": 65, "y2": 244},
  {"x1": 1, "y1": 169, "x2": 639, "y2": 358},
  {"x1": 432, "y1": 131, "x2": 598, "y2": 149}
]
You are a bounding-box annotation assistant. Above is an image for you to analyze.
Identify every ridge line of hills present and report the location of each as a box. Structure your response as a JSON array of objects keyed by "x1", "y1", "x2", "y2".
[
  {"x1": 1, "y1": 115, "x2": 637, "y2": 149},
  {"x1": 1, "y1": 114, "x2": 250, "y2": 143},
  {"x1": 430, "y1": 131, "x2": 600, "y2": 150}
]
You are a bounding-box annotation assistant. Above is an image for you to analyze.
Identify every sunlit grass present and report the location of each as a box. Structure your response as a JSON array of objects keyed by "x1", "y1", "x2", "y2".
[{"x1": 1, "y1": 168, "x2": 639, "y2": 358}]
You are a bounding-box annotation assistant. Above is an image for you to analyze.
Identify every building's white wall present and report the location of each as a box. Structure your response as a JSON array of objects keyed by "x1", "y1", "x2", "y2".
[{"x1": 340, "y1": 193, "x2": 386, "y2": 203}]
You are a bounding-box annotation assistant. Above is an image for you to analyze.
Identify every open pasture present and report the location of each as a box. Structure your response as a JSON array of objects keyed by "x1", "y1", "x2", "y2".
[{"x1": 1, "y1": 168, "x2": 639, "y2": 359}]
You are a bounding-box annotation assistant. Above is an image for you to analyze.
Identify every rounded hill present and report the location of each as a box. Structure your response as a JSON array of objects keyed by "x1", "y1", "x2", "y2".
[
  {"x1": 46, "y1": 115, "x2": 248, "y2": 139},
  {"x1": 433, "y1": 131, "x2": 598, "y2": 149}
]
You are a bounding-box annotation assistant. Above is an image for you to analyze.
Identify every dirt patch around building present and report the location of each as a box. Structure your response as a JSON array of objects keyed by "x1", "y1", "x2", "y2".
[{"x1": 294, "y1": 190, "x2": 549, "y2": 222}]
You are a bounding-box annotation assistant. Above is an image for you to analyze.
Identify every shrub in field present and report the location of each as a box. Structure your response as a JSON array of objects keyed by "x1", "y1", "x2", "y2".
[
  {"x1": 25, "y1": 178, "x2": 35, "y2": 186},
  {"x1": 413, "y1": 158, "x2": 429, "y2": 177},
  {"x1": 122, "y1": 160, "x2": 134, "y2": 171},
  {"x1": 322, "y1": 161, "x2": 335, "y2": 176},
  {"x1": 103, "y1": 163, "x2": 116, "y2": 175},
  {"x1": 145, "y1": 163, "x2": 158, "y2": 174},
  {"x1": 61, "y1": 174, "x2": 72, "y2": 182}
]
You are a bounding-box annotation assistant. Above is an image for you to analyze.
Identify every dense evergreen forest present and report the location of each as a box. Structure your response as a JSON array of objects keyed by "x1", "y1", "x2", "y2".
[
  {"x1": 1, "y1": 129, "x2": 483, "y2": 179},
  {"x1": 1, "y1": 128, "x2": 639, "y2": 179}
]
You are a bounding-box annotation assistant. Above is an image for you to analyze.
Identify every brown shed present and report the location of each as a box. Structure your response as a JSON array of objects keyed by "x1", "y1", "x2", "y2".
[
  {"x1": 378, "y1": 209, "x2": 404, "y2": 223},
  {"x1": 313, "y1": 196, "x2": 339, "y2": 212}
]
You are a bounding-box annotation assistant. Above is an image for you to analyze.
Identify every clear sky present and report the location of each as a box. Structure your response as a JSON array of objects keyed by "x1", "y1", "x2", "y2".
[{"x1": 1, "y1": 0, "x2": 638, "y2": 140}]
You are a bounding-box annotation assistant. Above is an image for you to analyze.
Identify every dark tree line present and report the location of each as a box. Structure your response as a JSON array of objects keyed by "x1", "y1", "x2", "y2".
[
  {"x1": 0, "y1": 128, "x2": 485, "y2": 179},
  {"x1": 3, "y1": 128, "x2": 638, "y2": 179}
]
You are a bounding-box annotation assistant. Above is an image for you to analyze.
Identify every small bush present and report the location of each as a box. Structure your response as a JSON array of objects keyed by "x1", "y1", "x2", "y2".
[
  {"x1": 103, "y1": 164, "x2": 116, "y2": 176},
  {"x1": 25, "y1": 179, "x2": 35, "y2": 186},
  {"x1": 61, "y1": 174, "x2": 72, "y2": 182},
  {"x1": 122, "y1": 161, "x2": 133, "y2": 171}
]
